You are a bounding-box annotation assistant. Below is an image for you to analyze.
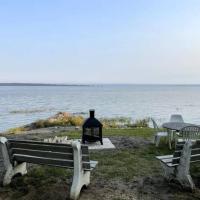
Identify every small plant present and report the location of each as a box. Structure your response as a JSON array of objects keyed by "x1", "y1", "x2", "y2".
[
  {"x1": 7, "y1": 127, "x2": 27, "y2": 134},
  {"x1": 133, "y1": 118, "x2": 150, "y2": 128},
  {"x1": 27, "y1": 113, "x2": 84, "y2": 129},
  {"x1": 100, "y1": 117, "x2": 132, "y2": 128}
]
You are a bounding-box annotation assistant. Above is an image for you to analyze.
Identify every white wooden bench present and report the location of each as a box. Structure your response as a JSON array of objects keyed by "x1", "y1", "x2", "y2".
[
  {"x1": 0, "y1": 137, "x2": 97, "y2": 200},
  {"x1": 156, "y1": 140, "x2": 200, "y2": 190}
]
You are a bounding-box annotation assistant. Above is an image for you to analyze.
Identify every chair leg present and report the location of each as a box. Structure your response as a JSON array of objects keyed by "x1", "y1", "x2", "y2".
[
  {"x1": 168, "y1": 130, "x2": 172, "y2": 150},
  {"x1": 154, "y1": 135, "x2": 157, "y2": 144},
  {"x1": 155, "y1": 136, "x2": 161, "y2": 147}
]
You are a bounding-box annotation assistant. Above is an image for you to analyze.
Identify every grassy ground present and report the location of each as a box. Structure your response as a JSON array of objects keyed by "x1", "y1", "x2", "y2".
[
  {"x1": 1, "y1": 128, "x2": 200, "y2": 200},
  {"x1": 56, "y1": 127, "x2": 155, "y2": 139}
]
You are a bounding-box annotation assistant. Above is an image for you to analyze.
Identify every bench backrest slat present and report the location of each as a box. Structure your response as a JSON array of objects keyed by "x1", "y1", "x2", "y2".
[
  {"x1": 8, "y1": 140, "x2": 89, "y2": 154},
  {"x1": 11, "y1": 148, "x2": 90, "y2": 162},
  {"x1": 13, "y1": 154, "x2": 91, "y2": 170},
  {"x1": 14, "y1": 154, "x2": 74, "y2": 168},
  {"x1": 7, "y1": 139, "x2": 91, "y2": 170},
  {"x1": 172, "y1": 140, "x2": 200, "y2": 164},
  {"x1": 190, "y1": 154, "x2": 200, "y2": 162},
  {"x1": 9, "y1": 142, "x2": 73, "y2": 153},
  {"x1": 8, "y1": 139, "x2": 72, "y2": 147}
]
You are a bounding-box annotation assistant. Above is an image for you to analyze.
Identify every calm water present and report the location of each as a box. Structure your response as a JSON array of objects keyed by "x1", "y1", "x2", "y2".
[{"x1": 0, "y1": 85, "x2": 200, "y2": 132}]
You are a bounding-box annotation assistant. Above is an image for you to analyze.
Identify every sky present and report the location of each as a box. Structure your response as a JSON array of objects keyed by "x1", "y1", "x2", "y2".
[{"x1": 0, "y1": 0, "x2": 200, "y2": 84}]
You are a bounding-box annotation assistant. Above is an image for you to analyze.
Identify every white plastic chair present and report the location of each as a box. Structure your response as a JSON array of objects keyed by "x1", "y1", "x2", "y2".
[
  {"x1": 177, "y1": 126, "x2": 200, "y2": 143},
  {"x1": 170, "y1": 114, "x2": 184, "y2": 146},
  {"x1": 151, "y1": 118, "x2": 168, "y2": 147}
]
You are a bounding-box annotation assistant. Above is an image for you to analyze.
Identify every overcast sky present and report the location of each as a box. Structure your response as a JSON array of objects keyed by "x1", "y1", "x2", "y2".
[{"x1": 0, "y1": 0, "x2": 200, "y2": 84}]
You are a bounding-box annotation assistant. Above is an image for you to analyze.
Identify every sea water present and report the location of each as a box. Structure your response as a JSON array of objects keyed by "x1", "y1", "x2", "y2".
[{"x1": 0, "y1": 84, "x2": 200, "y2": 131}]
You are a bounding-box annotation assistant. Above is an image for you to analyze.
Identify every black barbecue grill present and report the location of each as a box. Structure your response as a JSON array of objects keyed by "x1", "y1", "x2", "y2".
[{"x1": 82, "y1": 110, "x2": 103, "y2": 145}]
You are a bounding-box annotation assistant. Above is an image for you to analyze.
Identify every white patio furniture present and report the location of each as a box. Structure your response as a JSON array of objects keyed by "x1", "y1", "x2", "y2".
[
  {"x1": 151, "y1": 118, "x2": 168, "y2": 147},
  {"x1": 162, "y1": 122, "x2": 199, "y2": 149},
  {"x1": 176, "y1": 125, "x2": 200, "y2": 143},
  {"x1": 156, "y1": 140, "x2": 200, "y2": 190},
  {"x1": 169, "y1": 114, "x2": 184, "y2": 123},
  {"x1": 169, "y1": 114, "x2": 184, "y2": 143}
]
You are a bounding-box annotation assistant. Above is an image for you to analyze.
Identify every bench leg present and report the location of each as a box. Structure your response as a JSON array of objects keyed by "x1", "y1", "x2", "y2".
[
  {"x1": 70, "y1": 170, "x2": 90, "y2": 200},
  {"x1": 70, "y1": 141, "x2": 91, "y2": 200},
  {"x1": 176, "y1": 171, "x2": 194, "y2": 190},
  {"x1": 160, "y1": 162, "x2": 175, "y2": 181},
  {"x1": 0, "y1": 137, "x2": 27, "y2": 186},
  {"x1": 175, "y1": 140, "x2": 195, "y2": 190},
  {"x1": 3, "y1": 162, "x2": 27, "y2": 186}
]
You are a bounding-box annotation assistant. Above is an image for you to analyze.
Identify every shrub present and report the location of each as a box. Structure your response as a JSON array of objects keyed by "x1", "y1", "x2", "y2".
[
  {"x1": 7, "y1": 127, "x2": 27, "y2": 134},
  {"x1": 29, "y1": 113, "x2": 84, "y2": 129},
  {"x1": 134, "y1": 118, "x2": 150, "y2": 128},
  {"x1": 101, "y1": 117, "x2": 132, "y2": 128}
]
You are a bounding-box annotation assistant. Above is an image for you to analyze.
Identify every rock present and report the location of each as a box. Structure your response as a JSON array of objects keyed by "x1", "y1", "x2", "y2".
[{"x1": 44, "y1": 136, "x2": 69, "y2": 144}]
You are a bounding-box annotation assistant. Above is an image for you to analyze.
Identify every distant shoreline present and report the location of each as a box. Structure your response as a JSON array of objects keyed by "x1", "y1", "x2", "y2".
[
  {"x1": 0, "y1": 83, "x2": 200, "y2": 87},
  {"x1": 0, "y1": 83, "x2": 90, "y2": 86}
]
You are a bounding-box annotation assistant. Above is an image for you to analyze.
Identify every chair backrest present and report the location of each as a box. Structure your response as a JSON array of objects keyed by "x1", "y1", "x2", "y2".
[
  {"x1": 7, "y1": 139, "x2": 91, "y2": 170},
  {"x1": 169, "y1": 114, "x2": 184, "y2": 123},
  {"x1": 151, "y1": 118, "x2": 159, "y2": 130},
  {"x1": 180, "y1": 126, "x2": 200, "y2": 141}
]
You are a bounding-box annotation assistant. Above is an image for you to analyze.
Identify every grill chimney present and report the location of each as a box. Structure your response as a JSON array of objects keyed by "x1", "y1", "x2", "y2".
[{"x1": 90, "y1": 110, "x2": 95, "y2": 118}]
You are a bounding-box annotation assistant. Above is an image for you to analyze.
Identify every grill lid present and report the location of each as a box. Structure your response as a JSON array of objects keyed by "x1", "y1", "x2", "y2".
[{"x1": 83, "y1": 110, "x2": 102, "y2": 128}]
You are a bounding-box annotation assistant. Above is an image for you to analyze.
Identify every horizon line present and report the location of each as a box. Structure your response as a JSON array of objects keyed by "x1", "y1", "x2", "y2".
[{"x1": 1, "y1": 82, "x2": 200, "y2": 86}]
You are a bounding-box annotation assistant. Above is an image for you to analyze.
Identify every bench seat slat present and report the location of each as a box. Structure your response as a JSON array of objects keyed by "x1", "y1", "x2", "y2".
[
  {"x1": 161, "y1": 158, "x2": 173, "y2": 164},
  {"x1": 156, "y1": 155, "x2": 173, "y2": 160},
  {"x1": 90, "y1": 160, "x2": 98, "y2": 170},
  {"x1": 13, "y1": 154, "x2": 74, "y2": 168},
  {"x1": 166, "y1": 162, "x2": 178, "y2": 167},
  {"x1": 156, "y1": 155, "x2": 180, "y2": 166}
]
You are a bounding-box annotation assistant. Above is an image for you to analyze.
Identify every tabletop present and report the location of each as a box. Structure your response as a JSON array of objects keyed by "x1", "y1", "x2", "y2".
[{"x1": 162, "y1": 122, "x2": 197, "y2": 131}]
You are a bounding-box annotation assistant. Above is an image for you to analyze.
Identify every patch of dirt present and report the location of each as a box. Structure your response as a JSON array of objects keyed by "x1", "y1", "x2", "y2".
[
  {"x1": 110, "y1": 136, "x2": 151, "y2": 149},
  {"x1": 80, "y1": 179, "x2": 137, "y2": 200},
  {"x1": 133, "y1": 175, "x2": 200, "y2": 200},
  {"x1": 1, "y1": 133, "x2": 200, "y2": 200}
]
